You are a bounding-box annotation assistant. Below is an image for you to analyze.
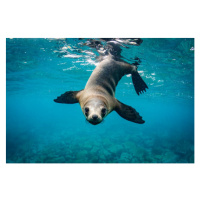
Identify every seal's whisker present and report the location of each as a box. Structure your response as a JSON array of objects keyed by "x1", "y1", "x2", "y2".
[
  {"x1": 101, "y1": 119, "x2": 105, "y2": 124},
  {"x1": 85, "y1": 119, "x2": 89, "y2": 124}
]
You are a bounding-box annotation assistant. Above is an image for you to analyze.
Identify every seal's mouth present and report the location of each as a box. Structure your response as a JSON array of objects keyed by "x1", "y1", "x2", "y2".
[
  {"x1": 88, "y1": 121, "x2": 101, "y2": 125},
  {"x1": 86, "y1": 119, "x2": 103, "y2": 125}
]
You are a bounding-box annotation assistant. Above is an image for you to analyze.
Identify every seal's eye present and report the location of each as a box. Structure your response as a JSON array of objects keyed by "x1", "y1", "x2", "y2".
[
  {"x1": 85, "y1": 107, "x2": 89, "y2": 112},
  {"x1": 101, "y1": 108, "x2": 106, "y2": 117},
  {"x1": 85, "y1": 107, "x2": 89, "y2": 116}
]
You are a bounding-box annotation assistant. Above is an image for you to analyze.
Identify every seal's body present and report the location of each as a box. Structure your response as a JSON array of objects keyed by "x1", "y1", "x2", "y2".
[{"x1": 54, "y1": 53, "x2": 148, "y2": 125}]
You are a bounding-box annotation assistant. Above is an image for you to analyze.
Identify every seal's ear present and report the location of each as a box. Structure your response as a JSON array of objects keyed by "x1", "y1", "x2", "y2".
[
  {"x1": 115, "y1": 100, "x2": 145, "y2": 124},
  {"x1": 54, "y1": 90, "x2": 83, "y2": 104}
]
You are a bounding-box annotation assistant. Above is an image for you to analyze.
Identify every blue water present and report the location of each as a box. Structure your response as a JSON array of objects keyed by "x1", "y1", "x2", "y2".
[{"x1": 6, "y1": 38, "x2": 194, "y2": 163}]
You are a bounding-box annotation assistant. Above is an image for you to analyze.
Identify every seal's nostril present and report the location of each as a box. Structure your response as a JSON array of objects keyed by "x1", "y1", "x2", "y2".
[{"x1": 92, "y1": 115, "x2": 98, "y2": 120}]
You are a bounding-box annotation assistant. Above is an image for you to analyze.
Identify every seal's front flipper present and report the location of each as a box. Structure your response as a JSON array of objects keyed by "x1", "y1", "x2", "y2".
[
  {"x1": 54, "y1": 90, "x2": 83, "y2": 104},
  {"x1": 132, "y1": 71, "x2": 148, "y2": 95},
  {"x1": 115, "y1": 100, "x2": 145, "y2": 124}
]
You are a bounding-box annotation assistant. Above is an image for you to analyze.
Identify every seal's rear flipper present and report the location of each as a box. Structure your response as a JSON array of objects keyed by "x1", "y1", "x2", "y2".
[
  {"x1": 115, "y1": 100, "x2": 145, "y2": 124},
  {"x1": 132, "y1": 71, "x2": 148, "y2": 95},
  {"x1": 54, "y1": 90, "x2": 83, "y2": 104}
]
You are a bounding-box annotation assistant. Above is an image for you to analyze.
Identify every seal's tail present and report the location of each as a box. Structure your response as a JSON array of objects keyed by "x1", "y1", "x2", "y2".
[{"x1": 132, "y1": 71, "x2": 148, "y2": 95}]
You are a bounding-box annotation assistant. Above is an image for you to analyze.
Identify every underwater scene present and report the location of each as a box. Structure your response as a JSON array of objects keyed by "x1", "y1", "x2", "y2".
[{"x1": 6, "y1": 38, "x2": 194, "y2": 163}]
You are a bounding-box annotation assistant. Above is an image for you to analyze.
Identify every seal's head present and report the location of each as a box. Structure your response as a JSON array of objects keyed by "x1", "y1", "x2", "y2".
[{"x1": 83, "y1": 98, "x2": 108, "y2": 125}]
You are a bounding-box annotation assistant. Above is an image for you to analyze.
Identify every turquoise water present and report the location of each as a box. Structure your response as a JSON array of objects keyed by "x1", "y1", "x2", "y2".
[{"x1": 6, "y1": 38, "x2": 194, "y2": 163}]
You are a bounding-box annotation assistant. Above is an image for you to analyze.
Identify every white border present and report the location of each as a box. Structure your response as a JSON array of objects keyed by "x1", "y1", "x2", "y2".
[{"x1": 0, "y1": 1, "x2": 199, "y2": 200}]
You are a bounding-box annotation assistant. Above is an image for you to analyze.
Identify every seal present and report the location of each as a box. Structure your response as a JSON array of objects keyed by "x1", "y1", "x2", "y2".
[
  {"x1": 54, "y1": 54, "x2": 148, "y2": 124},
  {"x1": 54, "y1": 38, "x2": 148, "y2": 125}
]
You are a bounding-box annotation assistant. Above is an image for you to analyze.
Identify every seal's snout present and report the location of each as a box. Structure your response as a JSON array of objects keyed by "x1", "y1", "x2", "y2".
[
  {"x1": 87, "y1": 114, "x2": 102, "y2": 125},
  {"x1": 92, "y1": 114, "x2": 98, "y2": 120}
]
